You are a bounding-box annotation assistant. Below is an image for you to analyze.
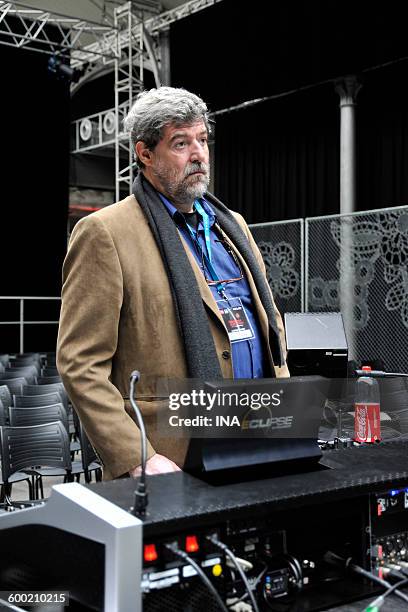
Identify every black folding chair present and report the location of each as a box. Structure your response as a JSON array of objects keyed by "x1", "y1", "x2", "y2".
[
  {"x1": 10, "y1": 355, "x2": 41, "y2": 370},
  {"x1": 0, "y1": 385, "x2": 12, "y2": 412},
  {"x1": 23, "y1": 383, "x2": 68, "y2": 412},
  {"x1": 9, "y1": 360, "x2": 41, "y2": 374},
  {"x1": 8, "y1": 405, "x2": 84, "y2": 493},
  {"x1": 13, "y1": 391, "x2": 64, "y2": 408},
  {"x1": 4, "y1": 366, "x2": 37, "y2": 385},
  {"x1": 0, "y1": 397, "x2": 6, "y2": 426},
  {"x1": 1, "y1": 370, "x2": 32, "y2": 381},
  {"x1": 41, "y1": 367, "x2": 59, "y2": 377},
  {"x1": 15, "y1": 352, "x2": 41, "y2": 361},
  {"x1": 37, "y1": 375, "x2": 62, "y2": 385},
  {"x1": 72, "y1": 422, "x2": 102, "y2": 484},
  {"x1": 13, "y1": 391, "x2": 78, "y2": 452},
  {"x1": 0, "y1": 422, "x2": 71, "y2": 504},
  {"x1": 9, "y1": 404, "x2": 69, "y2": 430},
  {"x1": 45, "y1": 353, "x2": 57, "y2": 367},
  {"x1": 0, "y1": 403, "x2": 33, "y2": 499},
  {"x1": 0, "y1": 377, "x2": 27, "y2": 396}
]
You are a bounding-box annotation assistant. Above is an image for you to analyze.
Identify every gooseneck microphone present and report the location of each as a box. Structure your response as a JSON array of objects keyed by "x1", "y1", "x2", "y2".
[
  {"x1": 356, "y1": 369, "x2": 408, "y2": 378},
  {"x1": 129, "y1": 370, "x2": 149, "y2": 517}
]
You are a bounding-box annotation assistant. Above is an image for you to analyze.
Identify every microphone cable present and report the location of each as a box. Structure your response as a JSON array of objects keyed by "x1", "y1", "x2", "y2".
[
  {"x1": 207, "y1": 535, "x2": 260, "y2": 612},
  {"x1": 129, "y1": 370, "x2": 148, "y2": 517},
  {"x1": 323, "y1": 551, "x2": 408, "y2": 605},
  {"x1": 363, "y1": 577, "x2": 408, "y2": 611}
]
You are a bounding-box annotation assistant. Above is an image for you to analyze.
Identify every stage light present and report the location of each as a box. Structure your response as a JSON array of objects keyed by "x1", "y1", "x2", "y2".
[{"x1": 48, "y1": 55, "x2": 82, "y2": 83}]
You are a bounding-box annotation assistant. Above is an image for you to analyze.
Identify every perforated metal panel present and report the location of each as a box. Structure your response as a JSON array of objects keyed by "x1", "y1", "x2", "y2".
[
  {"x1": 305, "y1": 206, "x2": 408, "y2": 372},
  {"x1": 144, "y1": 580, "x2": 225, "y2": 612},
  {"x1": 249, "y1": 219, "x2": 304, "y2": 316}
]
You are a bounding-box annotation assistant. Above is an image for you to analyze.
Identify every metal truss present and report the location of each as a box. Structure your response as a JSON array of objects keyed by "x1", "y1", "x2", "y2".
[
  {"x1": 0, "y1": 1, "x2": 117, "y2": 63},
  {"x1": 0, "y1": 0, "x2": 222, "y2": 71},
  {"x1": 114, "y1": 3, "x2": 146, "y2": 200},
  {"x1": 0, "y1": 0, "x2": 223, "y2": 201},
  {"x1": 71, "y1": 0, "x2": 223, "y2": 200},
  {"x1": 70, "y1": 0, "x2": 222, "y2": 70}
]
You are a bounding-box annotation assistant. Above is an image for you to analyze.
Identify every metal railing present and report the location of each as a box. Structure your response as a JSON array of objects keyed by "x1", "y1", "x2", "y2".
[{"x1": 0, "y1": 296, "x2": 61, "y2": 354}]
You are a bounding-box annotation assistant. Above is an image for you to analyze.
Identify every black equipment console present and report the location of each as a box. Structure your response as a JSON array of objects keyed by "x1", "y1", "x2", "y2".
[
  {"x1": 1, "y1": 441, "x2": 408, "y2": 610},
  {"x1": 93, "y1": 440, "x2": 408, "y2": 611}
]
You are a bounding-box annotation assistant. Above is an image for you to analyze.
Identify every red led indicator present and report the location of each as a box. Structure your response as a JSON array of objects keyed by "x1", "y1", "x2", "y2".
[
  {"x1": 185, "y1": 535, "x2": 199, "y2": 553},
  {"x1": 144, "y1": 544, "x2": 158, "y2": 562}
]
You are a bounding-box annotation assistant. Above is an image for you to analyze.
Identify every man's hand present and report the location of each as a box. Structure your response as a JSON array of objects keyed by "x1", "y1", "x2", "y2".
[{"x1": 129, "y1": 454, "x2": 181, "y2": 478}]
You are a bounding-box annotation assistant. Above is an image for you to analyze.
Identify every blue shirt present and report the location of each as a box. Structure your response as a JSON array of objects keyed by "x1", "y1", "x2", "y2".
[{"x1": 158, "y1": 193, "x2": 268, "y2": 378}]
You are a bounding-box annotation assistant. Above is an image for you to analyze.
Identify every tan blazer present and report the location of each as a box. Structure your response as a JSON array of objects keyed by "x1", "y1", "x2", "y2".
[{"x1": 57, "y1": 194, "x2": 290, "y2": 479}]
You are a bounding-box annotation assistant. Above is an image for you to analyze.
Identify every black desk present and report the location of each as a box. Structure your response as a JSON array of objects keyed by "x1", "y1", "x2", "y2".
[
  {"x1": 87, "y1": 441, "x2": 408, "y2": 611},
  {"x1": 88, "y1": 440, "x2": 408, "y2": 535}
]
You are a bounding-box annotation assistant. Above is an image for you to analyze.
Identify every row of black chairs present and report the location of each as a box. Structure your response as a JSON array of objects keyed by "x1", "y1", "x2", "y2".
[
  {"x1": 0, "y1": 352, "x2": 56, "y2": 367},
  {"x1": 0, "y1": 351, "x2": 59, "y2": 386},
  {"x1": 0, "y1": 352, "x2": 102, "y2": 505}
]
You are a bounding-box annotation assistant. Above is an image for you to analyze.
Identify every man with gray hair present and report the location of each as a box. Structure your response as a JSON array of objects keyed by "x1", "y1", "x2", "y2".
[{"x1": 57, "y1": 86, "x2": 289, "y2": 480}]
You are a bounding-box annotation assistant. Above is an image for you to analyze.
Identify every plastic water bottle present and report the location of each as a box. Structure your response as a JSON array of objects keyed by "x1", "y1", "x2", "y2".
[{"x1": 354, "y1": 365, "x2": 381, "y2": 443}]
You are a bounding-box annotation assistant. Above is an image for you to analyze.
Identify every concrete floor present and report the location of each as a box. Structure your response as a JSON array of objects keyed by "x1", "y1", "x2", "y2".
[
  {"x1": 10, "y1": 473, "x2": 65, "y2": 501},
  {"x1": 4, "y1": 450, "x2": 94, "y2": 503}
]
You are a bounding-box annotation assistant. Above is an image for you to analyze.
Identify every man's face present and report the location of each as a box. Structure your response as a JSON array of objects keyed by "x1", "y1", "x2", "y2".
[{"x1": 143, "y1": 120, "x2": 210, "y2": 208}]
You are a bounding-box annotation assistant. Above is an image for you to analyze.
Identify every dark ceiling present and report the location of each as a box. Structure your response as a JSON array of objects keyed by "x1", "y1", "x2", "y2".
[{"x1": 170, "y1": 0, "x2": 408, "y2": 112}]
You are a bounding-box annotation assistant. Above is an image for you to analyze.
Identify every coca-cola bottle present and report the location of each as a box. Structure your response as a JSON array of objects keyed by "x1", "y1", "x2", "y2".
[{"x1": 354, "y1": 365, "x2": 381, "y2": 443}]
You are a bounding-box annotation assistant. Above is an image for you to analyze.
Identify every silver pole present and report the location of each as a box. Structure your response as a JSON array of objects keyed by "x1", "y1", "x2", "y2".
[
  {"x1": 335, "y1": 76, "x2": 361, "y2": 215},
  {"x1": 19, "y1": 298, "x2": 24, "y2": 354},
  {"x1": 335, "y1": 77, "x2": 362, "y2": 360}
]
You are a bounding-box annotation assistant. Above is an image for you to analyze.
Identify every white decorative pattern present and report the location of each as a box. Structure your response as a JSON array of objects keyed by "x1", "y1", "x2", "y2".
[{"x1": 258, "y1": 241, "x2": 300, "y2": 299}]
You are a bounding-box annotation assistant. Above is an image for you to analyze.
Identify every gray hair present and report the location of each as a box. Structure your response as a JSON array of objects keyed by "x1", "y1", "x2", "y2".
[{"x1": 123, "y1": 86, "x2": 211, "y2": 168}]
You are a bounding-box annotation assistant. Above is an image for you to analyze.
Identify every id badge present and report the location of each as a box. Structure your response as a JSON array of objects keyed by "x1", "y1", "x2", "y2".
[{"x1": 216, "y1": 297, "x2": 255, "y2": 343}]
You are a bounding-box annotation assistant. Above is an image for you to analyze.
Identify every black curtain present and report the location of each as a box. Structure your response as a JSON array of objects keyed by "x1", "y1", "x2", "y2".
[
  {"x1": 358, "y1": 64, "x2": 408, "y2": 211},
  {"x1": 214, "y1": 62, "x2": 408, "y2": 223},
  {"x1": 214, "y1": 85, "x2": 339, "y2": 222},
  {"x1": 1, "y1": 45, "x2": 70, "y2": 351},
  {"x1": 170, "y1": 0, "x2": 408, "y2": 222}
]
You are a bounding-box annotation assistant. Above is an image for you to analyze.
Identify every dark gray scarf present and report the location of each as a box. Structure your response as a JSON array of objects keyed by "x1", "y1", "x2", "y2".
[{"x1": 133, "y1": 173, "x2": 283, "y2": 379}]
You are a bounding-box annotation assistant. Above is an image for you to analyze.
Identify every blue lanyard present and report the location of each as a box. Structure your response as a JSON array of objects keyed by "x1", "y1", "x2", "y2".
[{"x1": 184, "y1": 201, "x2": 226, "y2": 297}]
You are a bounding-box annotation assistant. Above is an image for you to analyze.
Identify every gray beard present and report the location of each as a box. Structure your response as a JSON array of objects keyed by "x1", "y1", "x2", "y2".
[{"x1": 153, "y1": 161, "x2": 210, "y2": 207}]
